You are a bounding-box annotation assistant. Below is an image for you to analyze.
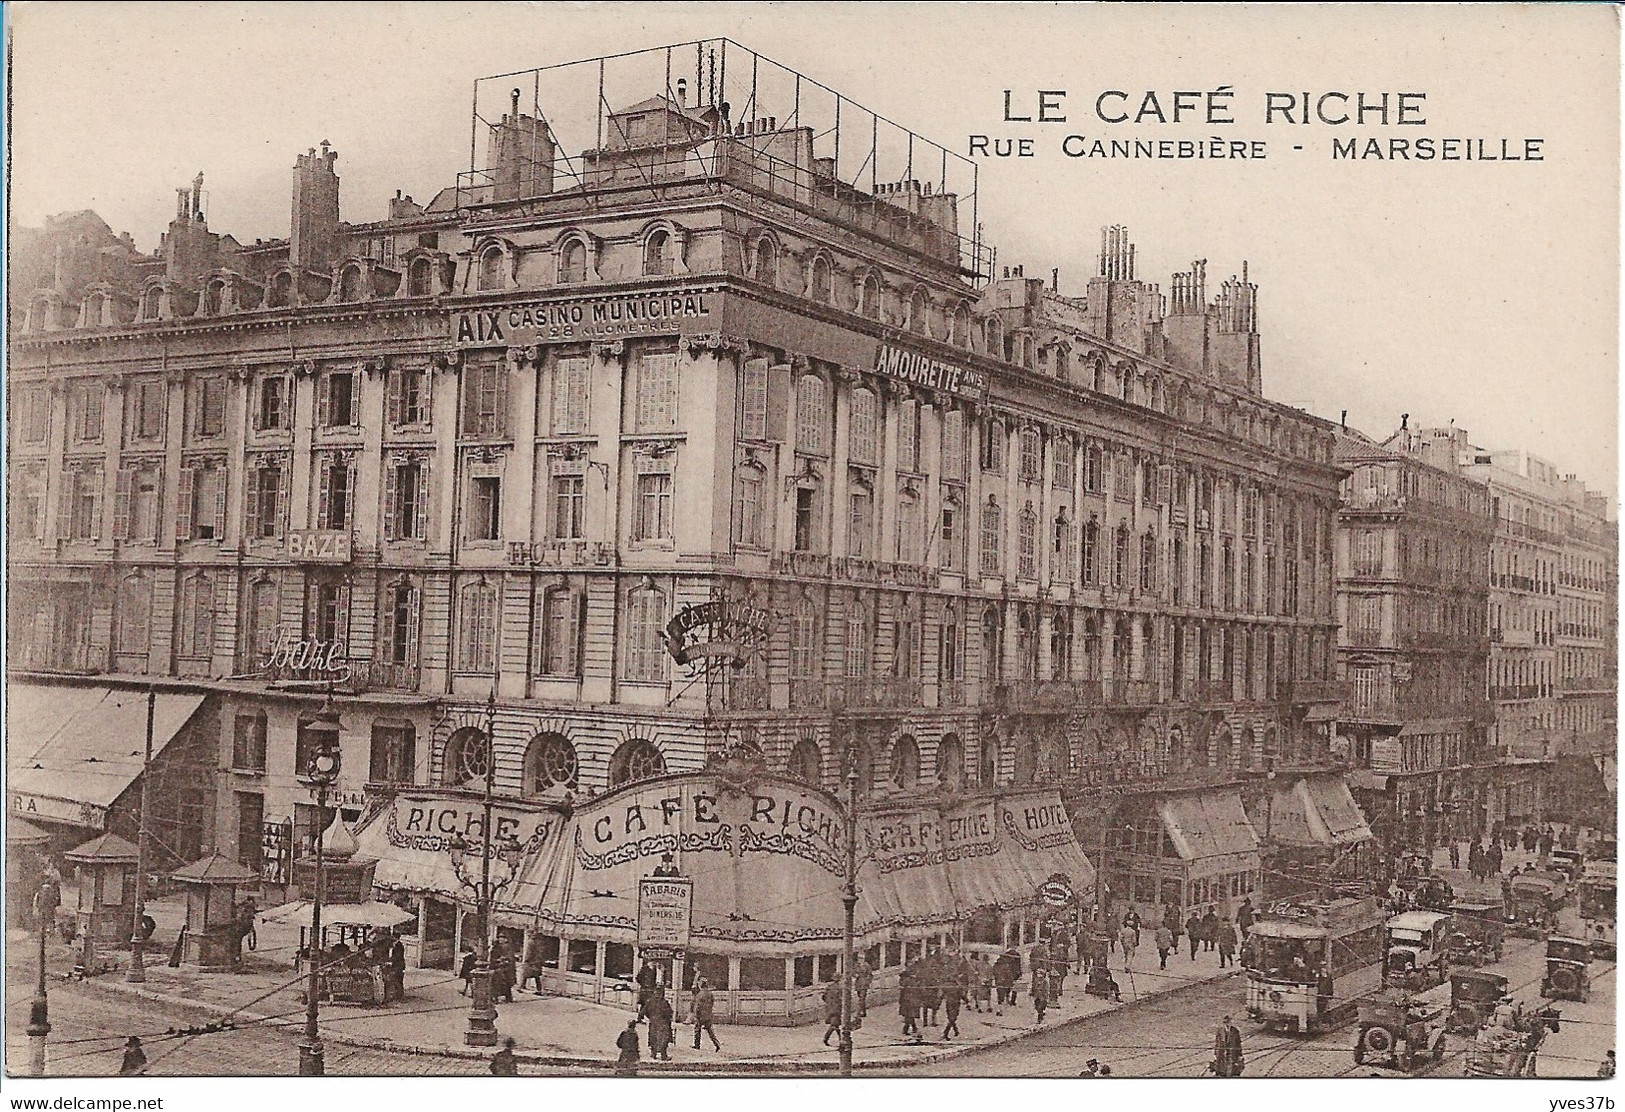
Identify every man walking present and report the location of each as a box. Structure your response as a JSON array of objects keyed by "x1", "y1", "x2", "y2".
[
  {"x1": 1237, "y1": 897, "x2": 1255, "y2": 939},
  {"x1": 1186, "y1": 909, "x2": 1203, "y2": 961},
  {"x1": 690, "y1": 975, "x2": 721, "y2": 1051},
  {"x1": 1201, "y1": 907, "x2": 1220, "y2": 953},
  {"x1": 854, "y1": 953, "x2": 873, "y2": 1019},
  {"x1": 1216, "y1": 917, "x2": 1238, "y2": 969},
  {"x1": 1213, "y1": 1015, "x2": 1244, "y2": 1077},
  {"x1": 1155, "y1": 922, "x2": 1174, "y2": 969},
  {"x1": 821, "y1": 975, "x2": 844, "y2": 1047},
  {"x1": 1118, "y1": 920, "x2": 1139, "y2": 968},
  {"x1": 614, "y1": 1019, "x2": 641, "y2": 1076},
  {"x1": 942, "y1": 967, "x2": 963, "y2": 1040},
  {"x1": 993, "y1": 947, "x2": 1020, "y2": 1013},
  {"x1": 1031, "y1": 964, "x2": 1050, "y2": 1024}
]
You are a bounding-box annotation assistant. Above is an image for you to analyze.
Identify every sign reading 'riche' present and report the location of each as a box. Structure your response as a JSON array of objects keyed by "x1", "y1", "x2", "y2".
[{"x1": 456, "y1": 294, "x2": 713, "y2": 346}]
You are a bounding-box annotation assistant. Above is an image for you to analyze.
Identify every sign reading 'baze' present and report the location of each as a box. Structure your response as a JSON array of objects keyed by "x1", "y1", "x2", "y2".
[{"x1": 456, "y1": 294, "x2": 713, "y2": 346}]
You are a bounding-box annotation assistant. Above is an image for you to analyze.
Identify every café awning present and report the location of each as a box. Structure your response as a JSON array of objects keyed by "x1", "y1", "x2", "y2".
[
  {"x1": 7, "y1": 685, "x2": 205, "y2": 829},
  {"x1": 1159, "y1": 791, "x2": 1260, "y2": 871},
  {"x1": 1255, "y1": 776, "x2": 1374, "y2": 848}
]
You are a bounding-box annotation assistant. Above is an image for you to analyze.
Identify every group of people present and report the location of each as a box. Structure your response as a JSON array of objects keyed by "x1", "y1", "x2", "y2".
[
  {"x1": 1109, "y1": 902, "x2": 1248, "y2": 972},
  {"x1": 610, "y1": 971, "x2": 725, "y2": 1074},
  {"x1": 458, "y1": 937, "x2": 518, "y2": 1003},
  {"x1": 1465, "y1": 838, "x2": 1507, "y2": 883}
]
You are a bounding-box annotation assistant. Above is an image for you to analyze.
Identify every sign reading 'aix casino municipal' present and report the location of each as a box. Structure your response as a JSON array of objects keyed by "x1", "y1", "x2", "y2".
[{"x1": 456, "y1": 294, "x2": 714, "y2": 346}]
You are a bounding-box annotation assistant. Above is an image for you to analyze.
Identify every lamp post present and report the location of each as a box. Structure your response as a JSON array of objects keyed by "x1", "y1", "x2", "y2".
[
  {"x1": 27, "y1": 875, "x2": 59, "y2": 1076},
  {"x1": 838, "y1": 758, "x2": 859, "y2": 1078},
  {"x1": 127, "y1": 688, "x2": 156, "y2": 984},
  {"x1": 298, "y1": 697, "x2": 342, "y2": 1076},
  {"x1": 448, "y1": 690, "x2": 525, "y2": 1047}
]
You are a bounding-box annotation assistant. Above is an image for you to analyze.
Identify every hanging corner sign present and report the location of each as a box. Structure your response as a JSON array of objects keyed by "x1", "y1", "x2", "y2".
[
  {"x1": 637, "y1": 876, "x2": 694, "y2": 953},
  {"x1": 1040, "y1": 874, "x2": 1075, "y2": 908}
]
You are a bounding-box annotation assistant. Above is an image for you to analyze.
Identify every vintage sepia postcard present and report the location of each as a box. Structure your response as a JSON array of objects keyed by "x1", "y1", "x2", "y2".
[{"x1": 2, "y1": 3, "x2": 1617, "y2": 1102}]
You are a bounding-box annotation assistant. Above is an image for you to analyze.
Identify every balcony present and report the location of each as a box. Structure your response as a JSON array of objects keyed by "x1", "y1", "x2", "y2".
[
  {"x1": 1560, "y1": 676, "x2": 1615, "y2": 694},
  {"x1": 994, "y1": 680, "x2": 1102, "y2": 712},
  {"x1": 344, "y1": 659, "x2": 422, "y2": 693},
  {"x1": 826, "y1": 677, "x2": 924, "y2": 713},
  {"x1": 1192, "y1": 680, "x2": 1235, "y2": 704},
  {"x1": 940, "y1": 681, "x2": 967, "y2": 708},
  {"x1": 1279, "y1": 679, "x2": 1347, "y2": 706},
  {"x1": 1106, "y1": 679, "x2": 1156, "y2": 706},
  {"x1": 767, "y1": 551, "x2": 940, "y2": 589},
  {"x1": 1491, "y1": 685, "x2": 1544, "y2": 702}
]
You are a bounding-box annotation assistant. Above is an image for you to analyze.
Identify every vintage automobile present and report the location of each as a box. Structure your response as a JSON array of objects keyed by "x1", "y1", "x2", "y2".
[
  {"x1": 1394, "y1": 865, "x2": 1455, "y2": 912},
  {"x1": 1383, "y1": 910, "x2": 1451, "y2": 991},
  {"x1": 1550, "y1": 848, "x2": 1585, "y2": 882},
  {"x1": 1507, "y1": 874, "x2": 1564, "y2": 938},
  {"x1": 1578, "y1": 860, "x2": 1617, "y2": 960},
  {"x1": 1448, "y1": 899, "x2": 1505, "y2": 966},
  {"x1": 1541, "y1": 936, "x2": 1593, "y2": 1003},
  {"x1": 1447, "y1": 970, "x2": 1508, "y2": 1035},
  {"x1": 1353, "y1": 994, "x2": 1447, "y2": 1072},
  {"x1": 1464, "y1": 1002, "x2": 1561, "y2": 1077}
]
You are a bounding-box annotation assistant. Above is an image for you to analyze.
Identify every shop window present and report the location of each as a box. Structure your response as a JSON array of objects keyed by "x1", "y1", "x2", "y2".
[
  {"x1": 684, "y1": 953, "x2": 730, "y2": 991},
  {"x1": 739, "y1": 956, "x2": 785, "y2": 991},
  {"x1": 567, "y1": 939, "x2": 598, "y2": 974},
  {"x1": 793, "y1": 955, "x2": 816, "y2": 988},
  {"x1": 369, "y1": 721, "x2": 416, "y2": 784},
  {"x1": 530, "y1": 935, "x2": 561, "y2": 970},
  {"x1": 603, "y1": 941, "x2": 634, "y2": 982},
  {"x1": 885, "y1": 940, "x2": 903, "y2": 967}
]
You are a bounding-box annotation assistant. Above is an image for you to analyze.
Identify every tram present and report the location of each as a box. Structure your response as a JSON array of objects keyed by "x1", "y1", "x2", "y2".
[
  {"x1": 1243, "y1": 895, "x2": 1386, "y2": 1034},
  {"x1": 1578, "y1": 860, "x2": 1616, "y2": 960}
]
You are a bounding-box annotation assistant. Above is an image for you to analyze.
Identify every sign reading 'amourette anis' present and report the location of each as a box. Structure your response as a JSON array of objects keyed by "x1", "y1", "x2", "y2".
[
  {"x1": 873, "y1": 344, "x2": 990, "y2": 402},
  {"x1": 456, "y1": 294, "x2": 713, "y2": 346}
]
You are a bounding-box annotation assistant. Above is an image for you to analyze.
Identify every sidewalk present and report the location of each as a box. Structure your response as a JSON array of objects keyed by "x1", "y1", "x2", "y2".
[{"x1": 67, "y1": 910, "x2": 1241, "y2": 1072}]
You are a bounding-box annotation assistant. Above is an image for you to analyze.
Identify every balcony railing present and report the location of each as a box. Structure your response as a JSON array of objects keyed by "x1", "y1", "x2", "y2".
[
  {"x1": 1107, "y1": 679, "x2": 1155, "y2": 706},
  {"x1": 826, "y1": 677, "x2": 924, "y2": 712},
  {"x1": 1192, "y1": 680, "x2": 1235, "y2": 703},
  {"x1": 995, "y1": 680, "x2": 1102, "y2": 711},
  {"x1": 1280, "y1": 679, "x2": 1347, "y2": 705}
]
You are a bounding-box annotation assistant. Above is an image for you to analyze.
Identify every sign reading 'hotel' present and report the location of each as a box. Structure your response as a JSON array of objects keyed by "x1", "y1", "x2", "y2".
[{"x1": 455, "y1": 294, "x2": 713, "y2": 346}]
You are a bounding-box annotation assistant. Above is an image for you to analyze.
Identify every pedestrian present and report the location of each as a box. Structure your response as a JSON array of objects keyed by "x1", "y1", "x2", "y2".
[
  {"x1": 1186, "y1": 910, "x2": 1203, "y2": 961},
  {"x1": 1449, "y1": 841, "x2": 1461, "y2": 870},
  {"x1": 1048, "y1": 940, "x2": 1067, "y2": 1000},
  {"x1": 1122, "y1": 908, "x2": 1142, "y2": 949},
  {"x1": 1031, "y1": 965, "x2": 1050, "y2": 1024},
  {"x1": 1201, "y1": 907, "x2": 1220, "y2": 953},
  {"x1": 614, "y1": 1019, "x2": 641, "y2": 1076},
  {"x1": 1080, "y1": 1058, "x2": 1101, "y2": 1077},
  {"x1": 942, "y1": 970, "x2": 963, "y2": 1040},
  {"x1": 973, "y1": 953, "x2": 993, "y2": 1013},
  {"x1": 119, "y1": 1036, "x2": 148, "y2": 1076},
  {"x1": 489, "y1": 1037, "x2": 518, "y2": 1075},
  {"x1": 993, "y1": 947, "x2": 1020, "y2": 1013},
  {"x1": 1600, "y1": 1051, "x2": 1616, "y2": 1079},
  {"x1": 1216, "y1": 918, "x2": 1238, "y2": 969},
  {"x1": 690, "y1": 975, "x2": 722, "y2": 1051},
  {"x1": 1237, "y1": 897, "x2": 1254, "y2": 938},
  {"x1": 1469, "y1": 840, "x2": 1484, "y2": 882},
  {"x1": 459, "y1": 947, "x2": 476, "y2": 996},
  {"x1": 647, "y1": 988, "x2": 675, "y2": 1061},
  {"x1": 635, "y1": 958, "x2": 659, "y2": 1020},
  {"x1": 821, "y1": 976, "x2": 844, "y2": 1046},
  {"x1": 899, "y1": 964, "x2": 923, "y2": 1040},
  {"x1": 388, "y1": 934, "x2": 407, "y2": 1003},
  {"x1": 855, "y1": 953, "x2": 873, "y2": 1019},
  {"x1": 1488, "y1": 841, "x2": 1503, "y2": 876},
  {"x1": 492, "y1": 940, "x2": 517, "y2": 1004},
  {"x1": 1118, "y1": 922, "x2": 1138, "y2": 968},
  {"x1": 1155, "y1": 923, "x2": 1174, "y2": 970},
  {"x1": 922, "y1": 949, "x2": 944, "y2": 1027},
  {"x1": 1213, "y1": 1015, "x2": 1244, "y2": 1077}
]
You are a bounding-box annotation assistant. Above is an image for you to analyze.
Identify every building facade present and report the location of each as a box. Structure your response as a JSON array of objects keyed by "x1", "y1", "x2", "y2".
[
  {"x1": 8, "y1": 44, "x2": 1347, "y2": 971},
  {"x1": 1334, "y1": 423, "x2": 1496, "y2": 857}
]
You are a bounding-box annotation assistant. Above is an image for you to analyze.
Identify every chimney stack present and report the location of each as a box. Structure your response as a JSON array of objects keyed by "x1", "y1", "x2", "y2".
[{"x1": 291, "y1": 141, "x2": 342, "y2": 271}]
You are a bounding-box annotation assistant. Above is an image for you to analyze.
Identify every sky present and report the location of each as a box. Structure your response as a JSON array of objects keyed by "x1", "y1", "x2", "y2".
[{"x1": 8, "y1": 3, "x2": 1619, "y2": 498}]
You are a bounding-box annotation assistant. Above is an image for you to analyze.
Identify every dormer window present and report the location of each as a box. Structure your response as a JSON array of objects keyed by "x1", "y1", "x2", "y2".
[
  {"x1": 202, "y1": 279, "x2": 225, "y2": 315},
  {"x1": 753, "y1": 238, "x2": 778, "y2": 285},
  {"x1": 267, "y1": 272, "x2": 293, "y2": 308},
  {"x1": 407, "y1": 257, "x2": 434, "y2": 297},
  {"x1": 643, "y1": 230, "x2": 672, "y2": 276},
  {"x1": 809, "y1": 255, "x2": 833, "y2": 304},
  {"x1": 477, "y1": 246, "x2": 505, "y2": 291},
  {"x1": 140, "y1": 287, "x2": 163, "y2": 321},
  {"x1": 338, "y1": 264, "x2": 364, "y2": 302},
  {"x1": 558, "y1": 238, "x2": 587, "y2": 284}
]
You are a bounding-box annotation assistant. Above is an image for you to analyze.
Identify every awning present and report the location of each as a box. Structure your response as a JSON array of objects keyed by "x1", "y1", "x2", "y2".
[
  {"x1": 357, "y1": 774, "x2": 1096, "y2": 951},
  {"x1": 1159, "y1": 791, "x2": 1260, "y2": 870},
  {"x1": 1255, "y1": 777, "x2": 1373, "y2": 848},
  {"x1": 1304, "y1": 705, "x2": 1340, "y2": 722},
  {"x1": 7, "y1": 685, "x2": 205, "y2": 829},
  {"x1": 262, "y1": 899, "x2": 416, "y2": 930},
  {"x1": 1348, "y1": 771, "x2": 1389, "y2": 792}
]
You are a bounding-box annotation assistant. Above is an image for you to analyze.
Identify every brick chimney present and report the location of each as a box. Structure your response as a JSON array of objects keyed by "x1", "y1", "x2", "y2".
[{"x1": 291, "y1": 141, "x2": 341, "y2": 271}]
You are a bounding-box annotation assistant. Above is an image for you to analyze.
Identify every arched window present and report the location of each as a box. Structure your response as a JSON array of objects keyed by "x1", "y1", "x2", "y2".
[
  {"x1": 790, "y1": 596, "x2": 819, "y2": 680},
  {"x1": 981, "y1": 605, "x2": 1002, "y2": 685},
  {"x1": 844, "y1": 601, "x2": 870, "y2": 678},
  {"x1": 1113, "y1": 523, "x2": 1131, "y2": 588},
  {"x1": 1169, "y1": 726, "x2": 1188, "y2": 772},
  {"x1": 643, "y1": 230, "x2": 672, "y2": 276},
  {"x1": 753, "y1": 237, "x2": 777, "y2": 285},
  {"x1": 522, "y1": 732, "x2": 578, "y2": 795},
  {"x1": 950, "y1": 303, "x2": 972, "y2": 347},
  {"x1": 141, "y1": 287, "x2": 163, "y2": 321},
  {"x1": 1112, "y1": 618, "x2": 1131, "y2": 677},
  {"x1": 1212, "y1": 729, "x2": 1234, "y2": 771},
  {"x1": 809, "y1": 254, "x2": 833, "y2": 303},
  {"x1": 1240, "y1": 726, "x2": 1257, "y2": 771},
  {"x1": 939, "y1": 602, "x2": 961, "y2": 682},
  {"x1": 1083, "y1": 617, "x2": 1101, "y2": 679},
  {"x1": 1037, "y1": 732, "x2": 1070, "y2": 783},
  {"x1": 609, "y1": 738, "x2": 666, "y2": 787},
  {"x1": 980, "y1": 496, "x2": 1003, "y2": 575},
  {"x1": 1017, "y1": 503, "x2": 1038, "y2": 580},
  {"x1": 788, "y1": 738, "x2": 822, "y2": 785},
  {"x1": 115, "y1": 574, "x2": 153, "y2": 656},
  {"x1": 1141, "y1": 617, "x2": 1156, "y2": 682},
  {"x1": 477, "y1": 246, "x2": 505, "y2": 291},
  {"x1": 859, "y1": 273, "x2": 881, "y2": 318},
  {"x1": 1140, "y1": 530, "x2": 1158, "y2": 591},
  {"x1": 936, "y1": 734, "x2": 964, "y2": 790},
  {"x1": 625, "y1": 584, "x2": 667, "y2": 681},
  {"x1": 1016, "y1": 605, "x2": 1037, "y2": 680},
  {"x1": 891, "y1": 735, "x2": 920, "y2": 790},
  {"x1": 795, "y1": 375, "x2": 829, "y2": 455},
  {"x1": 984, "y1": 316, "x2": 1002, "y2": 357},
  {"x1": 849, "y1": 741, "x2": 877, "y2": 796},
  {"x1": 407, "y1": 258, "x2": 434, "y2": 297},
  {"x1": 442, "y1": 727, "x2": 492, "y2": 787},
  {"x1": 908, "y1": 288, "x2": 929, "y2": 335},
  {"x1": 457, "y1": 579, "x2": 498, "y2": 673},
  {"x1": 1013, "y1": 734, "x2": 1038, "y2": 785},
  {"x1": 339, "y1": 264, "x2": 364, "y2": 302},
  {"x1": 81, "y1": 292, "x2": 105, "y2": 327},
  {"x1": 558, "y1": 238, "x2": 587, "y2": 284},
  {"x1": 267, "y1": 272, "x2": 293, "y2": 308},
  {"x1": 177, "y1": 573, "x2": 214, "y2": 659},
  {"x1": 202, "y1": 280, "x2": 225, "y2": 316}
]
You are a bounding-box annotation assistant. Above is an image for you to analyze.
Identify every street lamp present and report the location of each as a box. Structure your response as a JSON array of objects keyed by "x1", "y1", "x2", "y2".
[
  {"x1": 298, "y1": 696, "x2": 342, "y2": 1076},
  {"x1": 838, "y1": 757, "x2": 859, "y2": 1078},
  {"x1": 27, "y1": 874, "x2": 59, "y2": 1076},
  {"x1": 448, "y1": 690, "x2": 526, "y2": 1047}
]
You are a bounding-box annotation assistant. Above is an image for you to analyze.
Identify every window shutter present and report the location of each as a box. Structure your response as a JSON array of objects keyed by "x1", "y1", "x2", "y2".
[
  {"x1": 176, "y1": 466, "x2": 195, "y2": 542},
  {"x1": 57, "y1": 472, "x2": 74, "y2": 539},
  {"x1": 383, "y1": 463, "x2": 399, "y2": 540},
  {"x1": 317, "y1": 374, "x2": 332, "y2": 428},
  {"x1": 277, "y1": 463, "x2": 292, "y2": 536},
  {"x1": 406, "y1": 586, "x2": 421, "y2": 667},
  {"x1": 419, "y1": 366, "x2": 433, "y2": 426},
  {"x1": 742, "y1": 358, "x2": 768, "y2": 441},
  {"x1": 317, "y1": 462, "x2": 332, "y2": 530},
  {"x1": 415, "y1": 463, "x2": 430, "y2": 539},
  {"x1": 206, "y1": 379, "x2": 226, "y2": 435},
  {"x1": 113, "y1": 467, "x2": 134, "y2": 541},
  {"x1": 569, "y1": 362, "x2": 589, "y2": 433},
  {"x1": 252, "y1": 382, "x2": 265, "y2": 431},
  {"x1": 212, "y1": 467, "x2": 227, "y2": 537},
  {"x1": 1157, "y1": 465, "x2": 1173, "y2": 506},
  {"x1": 246, "y1": 469, "x2": 262, "y2": 538},
  {"x1": 335, "y1": 583, "x2": 351, "y2": 649},
  {"x1": 765, "y1": 363, "x2": 791, "y2": 442},
  {"x1": 386, "y1": 369, "x2": 404, "y2": 427},
  {"x1": 572, "y1": 590, "x2": 586, "y2": 676},
  {"x1": 494, "y1": 366, "x2": 510, "y2": 437}
]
